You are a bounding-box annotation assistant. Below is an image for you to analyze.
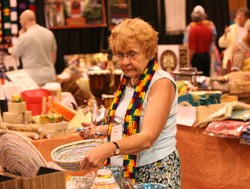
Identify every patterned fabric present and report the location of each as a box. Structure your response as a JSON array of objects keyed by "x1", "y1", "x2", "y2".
[
  {"x1": 28, "y1": 0, "x2": 36, "y2": 12},
  {"x1": 0, "y1": 2, "x2": 2, "y2": 43},
  {"x1": 2, "y1": 0, "x2": 11, "y2": 44},
  {"x1": 136, "y1": 150, "x2": 181, "y2": 189},
  {"x1": 231, "y1": 39, "x2": 250, "y2": 71},
  {"x1": 107, "y1": 58, "x2": 158, "y2": 183},
  {"x1": 10, "y1": 0, "x2": 18, "y2": 35},
  {"x1": 18, "y1": 0, "x2": 27, "y2": 15}
]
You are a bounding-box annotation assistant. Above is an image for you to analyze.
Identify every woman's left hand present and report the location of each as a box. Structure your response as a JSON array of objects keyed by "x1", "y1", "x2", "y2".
[{"x1": 79, "y1": 142, "x2": 114, "y2": 170}]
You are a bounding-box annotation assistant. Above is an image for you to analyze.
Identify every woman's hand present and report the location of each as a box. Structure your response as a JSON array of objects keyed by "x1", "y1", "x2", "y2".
[
  {"x1": 79, "y1": 122, "x2": 97, "y2": 139},
  {"x1": 79, "y1": 142, "x2": 114, "y2": 170}
]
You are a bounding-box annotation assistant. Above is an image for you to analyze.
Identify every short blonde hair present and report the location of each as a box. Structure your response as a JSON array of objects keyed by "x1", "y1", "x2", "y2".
[{"x1": 109, "y1": 18, "x2": 158, "y2": 59}]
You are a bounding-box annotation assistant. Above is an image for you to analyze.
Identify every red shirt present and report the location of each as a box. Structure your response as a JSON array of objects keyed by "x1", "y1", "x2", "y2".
[{"x1": 188, "y1": 22, "x2": 212, "y2": 53}]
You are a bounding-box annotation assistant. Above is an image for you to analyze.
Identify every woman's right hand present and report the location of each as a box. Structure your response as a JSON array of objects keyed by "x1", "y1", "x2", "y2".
[{"x1": 79, "y1": 122, "x2": 97, "y2": 139}]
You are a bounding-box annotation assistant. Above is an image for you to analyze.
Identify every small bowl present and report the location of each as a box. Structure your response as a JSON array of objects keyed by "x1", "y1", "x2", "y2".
[{"x1": 134, "y1": 183, "x2": 168, "y2": 189}]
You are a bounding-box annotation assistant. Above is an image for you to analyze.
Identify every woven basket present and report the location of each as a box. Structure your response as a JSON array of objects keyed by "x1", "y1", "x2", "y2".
[
  {"x1": 229, "y1": 81, "x2": 250, "y2": 94},
  {"x1": 195, "y1": 103, "x2": 228, "y2": 127},
  {"x1": 51, "y1": 139, "x2": 104, "y2": 171}
]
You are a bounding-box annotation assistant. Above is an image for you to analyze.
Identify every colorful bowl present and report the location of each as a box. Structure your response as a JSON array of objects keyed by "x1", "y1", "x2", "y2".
[{"x1": 51, "y1": 139, "x2": 104, "y2": 171}]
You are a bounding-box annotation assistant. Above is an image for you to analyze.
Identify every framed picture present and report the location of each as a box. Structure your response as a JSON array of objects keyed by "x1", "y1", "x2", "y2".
[
  {"x1": 107, "y1": 0, "x2": 131, "y2": 29},
  {"x1": 44, "y1": 0, "x2": 107, "y2": 29}
]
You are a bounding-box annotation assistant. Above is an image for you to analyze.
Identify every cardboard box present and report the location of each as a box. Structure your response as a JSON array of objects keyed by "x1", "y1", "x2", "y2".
[
  {"x1": 3, "y1": 112, "x2": 23, "y2": 124},
  {"x1": 40, "y1": 121, "x2": 68, "y2": 131},
  {"x1": 7, "y1": 102, "x2": 26, "y2": 114},
  {"x1": 1, "y1": 167, "x2": 66, "y2": 189},
  {"x1": 0, "y1": 175, "x2": 19, "y2": 189}
]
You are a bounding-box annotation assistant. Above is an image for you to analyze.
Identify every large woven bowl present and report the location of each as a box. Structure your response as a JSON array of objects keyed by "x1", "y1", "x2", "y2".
[
  {"x1": 51, "y1": 139, "x2": 104, "y2": 171},
  {"x1": 134, "y1": 183, "x2": 168, "y2": 189}
]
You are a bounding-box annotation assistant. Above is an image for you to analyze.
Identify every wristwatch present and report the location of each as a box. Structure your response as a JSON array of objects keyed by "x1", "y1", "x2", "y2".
[{"x1": 112, "y1": 142, "x2": 120, "y2": 155}]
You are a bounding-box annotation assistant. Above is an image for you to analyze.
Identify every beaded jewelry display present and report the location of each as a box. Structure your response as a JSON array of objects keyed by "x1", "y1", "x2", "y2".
[{"x1": 107, "y1": 58, "x2": 158, "y2": 182}]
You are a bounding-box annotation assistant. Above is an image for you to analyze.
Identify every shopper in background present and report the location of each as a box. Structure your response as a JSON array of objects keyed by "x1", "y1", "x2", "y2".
[
  {"x1": 188, "y1": 10, "x2": 213, "y2": 76},
  {"x1": 218, "y1": 7, "x2": 250, "y2": 74},
  {"x1": 183, "y1": 5, "x2": 221, "y2": 76},
  {"x1": 79, "y1": 18, "x2": 181, "y2": 188},
  {"x1": 11, "y1": 10, "x2": 57, "y2": 86},
  {"x1": 231, "y1": 19, "x2": 250, "y2": 71}
]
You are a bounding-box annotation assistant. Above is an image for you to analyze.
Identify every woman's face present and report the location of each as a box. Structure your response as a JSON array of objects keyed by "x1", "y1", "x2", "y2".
[
  {"x1": 114, "y1": 44, "x2": 150, "y2": 79},
  {"x1": 235, "y1": 12, "x2": 247, "y2": 27}
]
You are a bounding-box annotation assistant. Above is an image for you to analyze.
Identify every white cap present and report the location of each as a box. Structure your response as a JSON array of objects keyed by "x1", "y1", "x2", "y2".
[{"x1": 193, "y1": 5, "x2": 205, "y2": 14}]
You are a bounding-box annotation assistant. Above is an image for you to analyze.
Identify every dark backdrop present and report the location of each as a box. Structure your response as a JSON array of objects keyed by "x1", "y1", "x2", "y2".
[{"x1": 35, "y1": 0, "x2": 230, "y2": 74}]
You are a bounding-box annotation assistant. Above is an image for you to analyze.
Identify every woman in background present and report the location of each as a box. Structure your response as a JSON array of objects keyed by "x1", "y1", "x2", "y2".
[{"x1": 231, "y1": 19, "x2": 250, "y2": 71}]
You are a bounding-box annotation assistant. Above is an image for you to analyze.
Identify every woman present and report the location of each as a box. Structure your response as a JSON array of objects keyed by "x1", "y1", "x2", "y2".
[
  {"x1": 231, "y1": 19, "x2": 250, "y2": 71},
  {"x1": 218, "y1": 7, "x2": 250, "y2": 73},
  {"x1": 79, "y1": 18, "x2": 181, "y2": 188}
]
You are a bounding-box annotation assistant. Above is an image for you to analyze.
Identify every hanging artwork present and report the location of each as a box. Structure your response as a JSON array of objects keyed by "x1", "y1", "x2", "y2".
[
  {"x1": 2, "y1": 1, "x2": 11, "y2": 45},
  {"x1": 107, "y1": 0, "x2": 131, "y2": 29},
  {"x1": 0, "y1": 2, "x2": 2, "y2": 43},
  {"x1": 44, "y1": 0, "x2": 107, "y2": 29}
]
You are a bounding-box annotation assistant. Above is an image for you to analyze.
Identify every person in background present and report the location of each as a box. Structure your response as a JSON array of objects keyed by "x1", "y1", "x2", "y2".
[
  {"x1": 11, "y1": 9, "x2": 57, "y2": 86},
  {"x1": 188, "y1": 10, "x2": 213, "y2": 76},
  {"x1": 231, "y1": 19, "x2": 250, "y2": 71},
  {"x1": 218, "y1": 7, "x2": 250, "y2": 74},
  {"x1": 183, "y1": 5, "x2": 221, "y2": 76},
  {"x1": 79, "y1": 18, "x2": 181, "y2": 188}
]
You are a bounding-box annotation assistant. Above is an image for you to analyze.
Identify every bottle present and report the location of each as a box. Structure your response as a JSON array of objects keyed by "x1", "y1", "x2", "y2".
[
  {"x1": 0, "y1": 85, "x2": 7, "y2": 116},
  {"x1": 91, "y1": 169, "x2": 120, "y2": 189}
]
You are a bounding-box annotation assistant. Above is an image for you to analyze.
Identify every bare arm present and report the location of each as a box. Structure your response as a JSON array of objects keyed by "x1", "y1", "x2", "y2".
[
  {"x1": 218, "y1": 25, "x2": 231, "y2": 48},
  {"x1": 116, "y1": 78, "x2": 175, "y2": 154},
  {"x1": 80, "y1": 78, "x2": 176, "y2": 170}
]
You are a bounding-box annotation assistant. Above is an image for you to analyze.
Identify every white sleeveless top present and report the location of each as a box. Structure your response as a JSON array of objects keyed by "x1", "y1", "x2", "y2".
[{"x1": 114, "y1": 69, "x2": 178, "y2": 167}]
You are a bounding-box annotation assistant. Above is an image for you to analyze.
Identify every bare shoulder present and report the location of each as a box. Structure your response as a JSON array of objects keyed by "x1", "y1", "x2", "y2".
[{"x1": 148, "y1": 77, "x2": 176, "y2": 101}]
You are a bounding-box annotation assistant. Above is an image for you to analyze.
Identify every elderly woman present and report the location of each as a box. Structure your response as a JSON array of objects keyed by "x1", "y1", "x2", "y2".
[
  {"x1": 219, "y1": 7, "x2": 250, "y2": 73},
  {"x1": 231, "y1": 19, "x2": 250, "y2": 71},
  {"x1": 79, "y1": 18, "x2": 181, "y2": 188}
]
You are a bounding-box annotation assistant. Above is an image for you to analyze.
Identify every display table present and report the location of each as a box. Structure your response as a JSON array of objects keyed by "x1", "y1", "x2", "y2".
[
  {"x1": 176, "y1": 125, "x2": 250, "y2": 189},
  {"x1": 32, "y1": 127, "x2": 250, "y2": 189}
]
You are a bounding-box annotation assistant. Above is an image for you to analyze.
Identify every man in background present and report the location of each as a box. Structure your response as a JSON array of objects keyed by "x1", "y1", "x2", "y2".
[{"x1": 11, "y1": 9, "x2": 57, "y2": 86}]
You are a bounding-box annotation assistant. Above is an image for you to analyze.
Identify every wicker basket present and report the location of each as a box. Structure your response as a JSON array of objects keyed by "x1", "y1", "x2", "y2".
[
  {"x1": 51, "y1": 139, "x2": 104, "y2": 171},
  {"x1": 230, "y1": 81, "x2": 250, "y2": 94},
  {"x1": 194, "y1": 103, "x2": 228, "y2": 127}
]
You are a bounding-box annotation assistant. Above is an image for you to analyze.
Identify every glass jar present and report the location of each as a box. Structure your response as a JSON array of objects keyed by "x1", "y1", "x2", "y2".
[{"x1": 91, "y1": 169, "x2": 120, "y2": 189}]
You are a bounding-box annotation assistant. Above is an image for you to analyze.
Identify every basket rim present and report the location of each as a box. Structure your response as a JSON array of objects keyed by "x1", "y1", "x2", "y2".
[{"x1": 51, "y1": 139, "x2": 104, "y2": 164}]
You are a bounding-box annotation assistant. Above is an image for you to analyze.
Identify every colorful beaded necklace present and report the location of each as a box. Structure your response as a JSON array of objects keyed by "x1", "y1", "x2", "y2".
[{"x1": 107, "y1": 58, "x2": 158, "y2": 182}]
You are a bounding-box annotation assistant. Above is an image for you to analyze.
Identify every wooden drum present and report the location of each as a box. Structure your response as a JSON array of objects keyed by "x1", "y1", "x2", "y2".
[
  {"x1": 88, "y1": 70, "x2": 111, "y2": 99},
  {"x1": 114, "y1": 69, "x2": 123, "y2": 92},
  {"x1": 102, "y1": 94, "x2": 115, "y2": 109}
]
